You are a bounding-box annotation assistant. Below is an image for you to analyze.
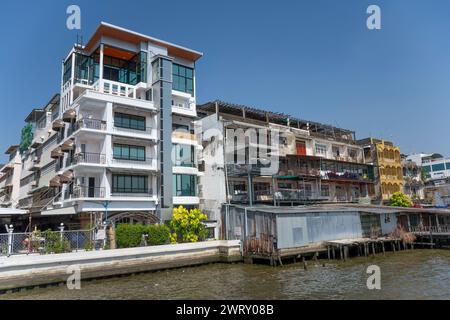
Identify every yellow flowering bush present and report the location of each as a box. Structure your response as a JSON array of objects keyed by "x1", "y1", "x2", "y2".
[{"x1": 169, "y1": 206, "x2": 209, "y2": 243}]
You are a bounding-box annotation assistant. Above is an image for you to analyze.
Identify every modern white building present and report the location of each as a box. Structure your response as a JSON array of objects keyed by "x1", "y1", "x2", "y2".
[{"x1": 3, "y1": 23, "x2": 205, "y2": 229}]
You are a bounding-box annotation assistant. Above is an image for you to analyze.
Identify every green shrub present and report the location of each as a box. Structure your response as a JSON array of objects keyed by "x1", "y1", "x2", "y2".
[
  {"x1": 170, "y1": 206, "x2": 209, "y2": 243},
  {"x1": 115, "y1": 223, "x2": 171, "y2": 248},
  {"x1": 389, "y1": 192, "x2": 413, "y2": 207},
  {"x1": 146, "y1": 224, "x2": 171, "y2": 246},
  {"x1": 42, "y1": 229, "x2": 71, "y2": 254},
  {"x1": 115, "y1": 224, "x2": 146, "y2": 248}
]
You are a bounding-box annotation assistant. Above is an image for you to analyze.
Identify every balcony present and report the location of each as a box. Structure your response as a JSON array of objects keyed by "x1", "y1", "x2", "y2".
[
  {"x1": 321, "y1": 171, "x2": 372, "y2": 182},
  {"x1": 75, "y1": 118, "x2": 107, "y2": 132},
  {"x1": 110, "y1": 157, "x2": 157, "y2": 170},
  {"x1": 73, "y1": 152, "x2": 106, "y2": 165},
  {"x1": 66, "y1": 186, "x2": 106, "y2": 199},
  {"x1": 113, "y1": 125, "x2": 157, "y2": 140},
  {"x1": 274, "y1": 189, "x2": 327, "y2": 202},
  {"x1": 172, "y1": 131, "x2": 197, "y2": 142},
  {"x1": 93, "y1": 79, "x2": 138, "y2": 99},
  {"x1": 111, "y1": 188, "x2": 154, "y2": 198}
]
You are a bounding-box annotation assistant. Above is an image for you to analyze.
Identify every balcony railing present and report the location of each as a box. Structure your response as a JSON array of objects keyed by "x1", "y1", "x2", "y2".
[
  {"x1": 93, "y1": 79, "x2": 137, "y2": 99},
  {"x1": 111, "y1": 189, "x2": 153, "y2": 197},
  {"x1": 278, "y1": 167, "x2": 320, "y2": 177},
  {"x1": 113, "y1": 125, "x2": 155, "y2": 136},
  {"x1": 172, "y1": 131, "x2": 197, "y2": 141},
  {"x1": 111, "y1": 157, "x2": 156, "y2": 167},
  {"x1": 75, "y1": 118, "x2": 107, "y2": 131},
  {"x1": 408, "y1": 225, "x2": 450, "y2": 234},
  {"x1": 321, "y1": 171, "x2": 372, "y2": 182},
  {"x1": 74, "y1": 153, "x2": 106, "y2": 165},
  {"x1": 67, "y1": 186, "x2": 106, "y2": 199}
]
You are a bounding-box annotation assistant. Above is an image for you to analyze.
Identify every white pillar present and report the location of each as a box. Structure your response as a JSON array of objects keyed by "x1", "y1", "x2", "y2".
[
  {"x1": 69, "y1": 52, "x2": 76, "y2": 105},
  {"x1": 7, "y1": 225, "x2": 13, "y2": 256},
  {"x1": 99, "y1": 44, "x2": 104, "y2": 91}
]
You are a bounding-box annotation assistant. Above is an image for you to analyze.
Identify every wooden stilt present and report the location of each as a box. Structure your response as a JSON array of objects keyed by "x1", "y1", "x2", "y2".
[
  {"x1": 382, "y1": 241, "x2": 385, "y2": 256},
  {"x1": 372, "y1": 242, "x2": 376, "y2": 257},
  {"x1": 339, "y1": 245, "x2": 343, "y2": 260},
  {"x1": 332, "y1": 246, "x2": 336, "y2": 260},
  {"x1": 302, "y1": 256, "x2": 307, "y2": 270},
  {"x1": 327, "y1": 246, "x2": 331, "y2": 260}
]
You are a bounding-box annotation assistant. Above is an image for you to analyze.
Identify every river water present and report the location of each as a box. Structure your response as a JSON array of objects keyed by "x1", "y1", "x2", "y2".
[{"x1": 1, "y1": 249, "x2": 449, "y2": 300}]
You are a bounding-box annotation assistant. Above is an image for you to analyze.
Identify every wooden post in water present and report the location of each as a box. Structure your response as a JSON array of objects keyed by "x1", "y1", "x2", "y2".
[
  {"x1": 327, "y1": 246, "x2": 331, "y2": 260},
  {"x1": 381, "y1": 241, "x2": 385, "y2": 256},
  {"x1": 397, "y1": 240, "x2": 400, "y2": 251},
  {"x1": 372, "y1": 242, "x2": 376, "y2": 257},
  {"x1": 332, "y1": 246, "x2": 336, "y2": 259},
  {"x1": 339, "y1": 245, "x2": 343, "y2": 260},
  {"x1": 302, "y1": 256, "x2": 307, "y2": 270}
]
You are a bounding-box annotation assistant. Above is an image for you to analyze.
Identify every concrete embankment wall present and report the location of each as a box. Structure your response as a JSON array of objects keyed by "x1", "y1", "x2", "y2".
[{"x1": 0, "y1": 240, "x2": 242, "y2": 291}]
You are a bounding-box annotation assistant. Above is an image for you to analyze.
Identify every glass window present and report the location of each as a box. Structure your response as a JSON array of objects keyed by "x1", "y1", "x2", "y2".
[
  {"x1": 113, "y1": 144, "x2": 145, "y2": 161},
  {"x1": 112, "y1": 174, "x2": 148, "y2": 193},
  {"x1": 432, "y1": 163, "x2": 445, "y2": 172},
  {"x1": 63, "y1": 56, "x2": 72, "y2": 84},
  {"x1": 315, "y1": 144, "x2": 327, "y2": 156},
  {"x1": 114, "y1": 113, "x2": 146, "y2": 131},
  {"x1": 173, "y1": 174, "x2": 197, "y2": 196},
  {"x1": 321, "y1": 185, "x2": 330, "y2": 197},
  {"x1": 172, "y1": 63, "x2": 194, "y2": 95},
  {"x1": 173, "y1": 144, "x2": 195, "y2": 167},
  {"x1": 446, "y1": 163, "x2": 450, "y2": 170}
]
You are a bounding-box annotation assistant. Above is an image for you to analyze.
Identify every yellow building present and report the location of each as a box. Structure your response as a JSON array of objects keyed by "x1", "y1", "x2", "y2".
[{"x1": 358, "y1": 138, "x2": 403, "y2": 201}]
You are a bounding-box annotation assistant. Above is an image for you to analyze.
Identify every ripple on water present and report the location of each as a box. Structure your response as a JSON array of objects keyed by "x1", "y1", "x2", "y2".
[{"x1": 1, "y1": 250, "x2": 449, "y2": 300}]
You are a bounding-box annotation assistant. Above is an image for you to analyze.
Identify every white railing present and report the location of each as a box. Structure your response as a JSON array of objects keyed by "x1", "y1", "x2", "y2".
[
  {"x1": 93, "y1": 79, "x2": 137, "y2": 99},
  {"x1": 110, "y1": 157, "x2": 157, "y2": 169},
  {"x1": 409, "y1": 225, "x2": 450, "y2": 234}
]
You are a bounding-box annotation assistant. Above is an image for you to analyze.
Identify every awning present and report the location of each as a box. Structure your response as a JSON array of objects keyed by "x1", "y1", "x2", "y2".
[
  {"x1": 40, "y1": 206, "x2": 77, "y2": 216},
  {"x1": 50, "y1": 147, "x2": 63, "y2": 159},
  {"x1": 0, "y1": 208, "x2": 28, "y2": 216},
  {"x1": 60, "y1": 170, "x2": 74, "y2": 183},
  {"x1": 61, "y1": 139, "x2": 75, "y2": 152},
  {"x1": 49, "y1": 175, "x2": 61, "y2": 187},
  {"x1": 52, "y1": 119, "x2": 65, "y2": 131},
  {"x1": 62, "y1": 109, "x2": 77, "y2": 122}
]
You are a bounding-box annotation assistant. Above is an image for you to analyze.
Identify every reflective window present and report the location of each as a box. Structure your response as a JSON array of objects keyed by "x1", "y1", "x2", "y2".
[
  {"x1": 173, "y1": 174, "x2": 197, "y2": 196},
  {"x1": 172, "y1": 63, "x2": 194, "y2": 95}
]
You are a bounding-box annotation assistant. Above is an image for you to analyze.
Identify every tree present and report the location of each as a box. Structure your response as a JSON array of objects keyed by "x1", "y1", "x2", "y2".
[
  {"x1": 389, "y1": 192, "x2": 412, "y2": 207},
  {"x1": 19, "y1": 123, "x2": 33, "y2": 153},
  {"x1": 169, "y1": 206, "x2": 208, "y2": 243}
]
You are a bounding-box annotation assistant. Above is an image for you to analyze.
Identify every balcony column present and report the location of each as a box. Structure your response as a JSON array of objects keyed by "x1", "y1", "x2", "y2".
[
  {"x1": 105, "y1": 102, "x2": 113, "y2": 132},
  {"x1": 102, "y1": 168, "x2": 110, "y2": 199},
  {"x1": 69, "y1": 52, "x2": 76, "y2": 105},
  {"x1": 99, "y1": 43, "x2": 104, "y2": 92}
]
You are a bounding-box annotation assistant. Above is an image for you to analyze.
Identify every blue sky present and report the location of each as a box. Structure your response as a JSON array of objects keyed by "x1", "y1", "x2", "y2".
[{"x1": 0, "y1": 0, "x2": 449, "y2": 163}]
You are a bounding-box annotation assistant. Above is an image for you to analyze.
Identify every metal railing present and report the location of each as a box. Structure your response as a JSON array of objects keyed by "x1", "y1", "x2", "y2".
[
  {"x1": 111, "y1": 188, "x2": 154, "y2": 197},
  {"x1": 67, "y1": 186, "x2": 106, "y2": 199},
  {"x1": 321, "y1": 171, "x2": 371, "y2": 182},
  {"x1": 409, "y1": 225, "x2": 450, "y2": 234},
  {"x1": 113, "y1": 125, "x2": 155, "y2": 136},
  {"x1": 76, "y1": 118, "x2": 107, "y2": 131},
  {"x1": 274, "y1": 188, "x2": 325, "y2": 201},
  {"x1": 74, "y1": 152, "x2": 106, "y2": 165},
  {"x1": 0, "y1": 228, "x2": 96, "y2": 257},
  {"x1": 111, "y1": 157, "x2": 156, "y2": 167}
]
